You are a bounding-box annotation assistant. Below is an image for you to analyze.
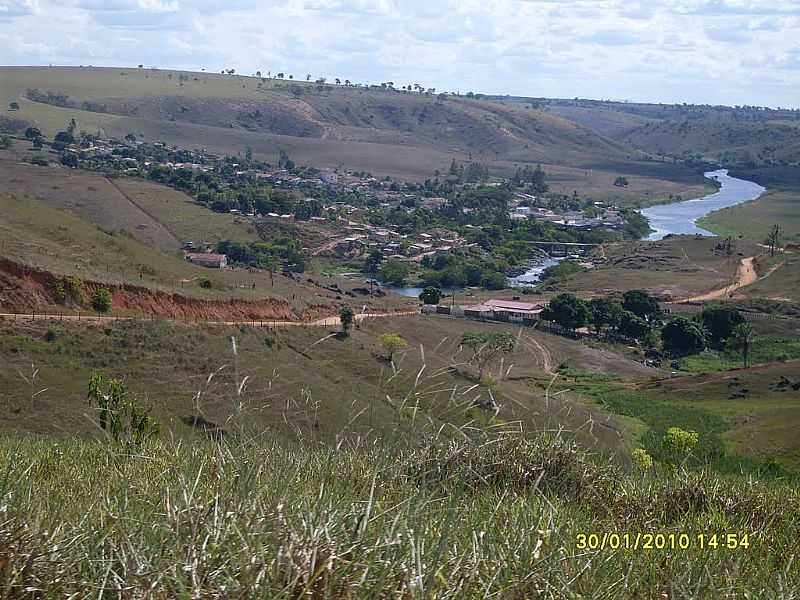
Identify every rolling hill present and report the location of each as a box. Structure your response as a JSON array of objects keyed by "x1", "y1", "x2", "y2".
[
  {"x1": 0, "y1": 66, "x2": 712, "y2": 201},
  {"x1": 519, "y1": 98, "x2": 800, "y2": 168}
]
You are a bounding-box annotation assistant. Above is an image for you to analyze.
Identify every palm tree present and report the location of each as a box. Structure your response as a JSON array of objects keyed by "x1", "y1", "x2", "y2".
[{"x1": 729, "y1": 322, "x2": 754, "y2": 368}]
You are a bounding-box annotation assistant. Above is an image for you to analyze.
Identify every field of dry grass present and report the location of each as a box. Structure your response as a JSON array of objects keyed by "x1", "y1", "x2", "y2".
[
  {"x1": 549, "y1": 235, "x2": 762, "y2": 299},
  {"x1": 0, "y1": 315, "x2": 653, "y2": 455}
]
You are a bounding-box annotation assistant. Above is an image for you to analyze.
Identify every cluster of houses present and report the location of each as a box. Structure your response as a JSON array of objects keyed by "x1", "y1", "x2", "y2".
[
  {"x1": 423, "y1": 298, "x2": 544, "y2": 323},
  {"x1": 509, "y1": 195, "x2": 626, "y2": 231},
  {"x1": 331, "y1": 224, "x2": 466, "y2": 261}
]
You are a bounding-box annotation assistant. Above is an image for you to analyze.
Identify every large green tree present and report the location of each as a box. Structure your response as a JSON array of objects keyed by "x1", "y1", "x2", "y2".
[
  {"x1": 699, "y1": 305, "x2": 745, "y2": 347},
  {"x1": 661, "y1": 317, "x2": 707, "y2": 356},
  {"x1": 378, "y1": 261, "x2": 411, "y2": 286},
  {"x1": 588, "y1": 297, "x2": 624, "y2": 335},
  {"x1": 418, "y1": 286, "x2": 442, "y2": 305},
  {"x1": 622, "y1": 290, "x2": 662, "y2": 323},
  {"x1": 541, "y1": 293, "x2": 590, "y2": 332}
]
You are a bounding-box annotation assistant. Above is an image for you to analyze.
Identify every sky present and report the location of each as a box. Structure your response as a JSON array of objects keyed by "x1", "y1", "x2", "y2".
[{"x1": 1, "y1": 0, "x2": 799, "y2": 108}]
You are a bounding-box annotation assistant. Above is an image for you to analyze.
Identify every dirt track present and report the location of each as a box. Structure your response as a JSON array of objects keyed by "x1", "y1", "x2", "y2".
[
  {"x1": 0, "y1": 310, "x2": 419, "y2": 329},
  {"x1": 674, "y1": 256, "x2": 758, "y2": 303}
]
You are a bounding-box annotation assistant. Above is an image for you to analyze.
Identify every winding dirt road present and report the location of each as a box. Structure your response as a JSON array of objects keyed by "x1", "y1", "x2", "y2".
[{"x1": 673, "y1": 256, "x2": 758, "y2": 303}]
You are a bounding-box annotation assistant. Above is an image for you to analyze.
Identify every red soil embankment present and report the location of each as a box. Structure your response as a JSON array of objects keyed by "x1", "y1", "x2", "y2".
[{"x1": 0, "y1": 258, "x2": 331, "y2": 321}]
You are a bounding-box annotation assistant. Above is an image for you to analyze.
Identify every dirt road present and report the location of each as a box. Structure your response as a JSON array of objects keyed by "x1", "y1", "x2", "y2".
[
  {"x1": 674, "y1": 256, "x2": 758, "y2": 303},
  {"x1": 0, "y1": 310, "x2": 419, "y2": 328},
  {"x1": 521, "y1": 334, "x2": 554, "y2": 374}
]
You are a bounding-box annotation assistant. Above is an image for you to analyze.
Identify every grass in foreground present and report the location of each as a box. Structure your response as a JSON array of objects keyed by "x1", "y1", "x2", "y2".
[{"x1": 0, "y1": 432, "x2": 798, "y2": 598}]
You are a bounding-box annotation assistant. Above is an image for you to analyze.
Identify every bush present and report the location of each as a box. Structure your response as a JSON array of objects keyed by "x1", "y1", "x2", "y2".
[
  {"x1": 91, "y1": 288, "x2": 112, "y2": 313},
  {"x1": 87, "y1": 373, "x2": 159, "y2": 446},
  {"x1": 52, "y1": 276, "x2": 85, "y2": 305},
  {"x1": 199, "y1": 278, "x2": 213, "y2": 289}
]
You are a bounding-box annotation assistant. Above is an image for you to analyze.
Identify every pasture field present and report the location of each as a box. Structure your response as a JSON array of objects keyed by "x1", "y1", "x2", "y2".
[
  {"x1": 3, "y1": 313, "x2": 798, "y2": 474},
  {"x1": 0, "y1": 148, "x2": 259, "y2": 252},
  {"x1": 698, "y1": 188, "x2": 800, "y2": 243},
  {"x1": 546, "y1": 235, "x2": 761, "y2": 300}
]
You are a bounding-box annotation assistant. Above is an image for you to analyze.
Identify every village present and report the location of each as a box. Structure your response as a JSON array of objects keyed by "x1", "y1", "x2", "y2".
[{"x1": 17, "y1": 125, "x2": 639, "y2": 289}]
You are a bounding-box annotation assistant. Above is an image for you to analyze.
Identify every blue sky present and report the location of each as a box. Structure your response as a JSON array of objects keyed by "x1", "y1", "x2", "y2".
[{"x1": 1, "y1": 0, "x2": 799, "y2": 107}]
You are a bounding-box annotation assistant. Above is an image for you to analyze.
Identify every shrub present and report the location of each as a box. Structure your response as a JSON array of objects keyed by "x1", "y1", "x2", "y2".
[
  {"x1": 339, "y1": 306, "x2": 354, "y2": 335},
  {"x1": 87, "y1": 373, "x2": 159, "y2": 446},
  {"x1": 662, "y1": 427, "x2": 699, "y2": 464},
  {"x1": 52, "y1": 276, "x2": 85, "y2": 305},
  {"x1": 91, "y1": 288, "x2": 112, "y2": 313},
  {"x1": 199, "y1": 278, "x2": 213, "y2": 289},
  {"x1": 632, "y1": 448, "x2": 653, "y2": 470},
  {"x1": 379, "y1": 332, "x2": 408, "y2": 361}
]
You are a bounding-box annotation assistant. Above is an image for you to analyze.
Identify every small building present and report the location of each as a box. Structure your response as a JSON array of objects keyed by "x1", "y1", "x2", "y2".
[{"x1": 186, "y1": 252, "x2": 227, "y2": 269}]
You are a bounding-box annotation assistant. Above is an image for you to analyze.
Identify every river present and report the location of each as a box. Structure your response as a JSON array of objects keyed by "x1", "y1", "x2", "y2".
[{"x1": 641, "y1": 169, "x2": 765, "y2": 241}]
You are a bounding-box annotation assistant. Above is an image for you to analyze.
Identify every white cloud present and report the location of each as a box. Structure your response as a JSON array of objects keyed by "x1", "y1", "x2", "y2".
[{"x1": 0, "y1": 0, "x2": 797, "y2": 107}]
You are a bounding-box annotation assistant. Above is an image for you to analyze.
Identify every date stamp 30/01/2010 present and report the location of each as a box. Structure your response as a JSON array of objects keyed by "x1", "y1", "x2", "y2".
[{"x1": 576, "y1": 532, "x2": 751, "y2": 551}]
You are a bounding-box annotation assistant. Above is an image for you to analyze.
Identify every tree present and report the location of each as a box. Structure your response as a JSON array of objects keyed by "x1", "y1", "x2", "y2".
[
  {"x1": 699, "y1": 305, "x2": 745, "y2": 347},
  {"x1": 378, "y1": 260, "x2": 411, "y2": 286},
  {"x1": 259, "y1": 254, "x2": 278, "y2": 287},
  {"x1": 617, "y1": 310, "x2": 650, "y2": 341},
  {"x1": 588, "y1": 297, "x2": 623, "y2": 335},
  {"x1": 91, "y1": 288, "x2": 112, "y2": 313},
  {"x1": 461, "y1": 331, "x2": 515, "y2": 380},
  {"x1": 61, "y1": 152, "x2": 78, "y2": 168},
  {"x1": 364, "y1": 249, "x2": 384, "y2": 274},
  {"x1": 728, "y1": 322, "x2": 754, "y2": 368},
  {"x1": 24, "y1": 126, "x2": 42, "y2": 139},
  {"x1": 661, "y1": 317, "x2": 707, "y2": 356},
  {"x1": 622, "y1": 289, "x2": 662, "y2": 323},
  {"x1": 766, "y1": 224, "x2": 782, "y2": 257},
  {"x1": 541, "y1": 293, "x2": 590, "y2": 331},
  {"x1": 54, "y1": 130, "x2": 75, "y2": 145},
  {"x1": 613, "y1": 176, "x2": 629, "y2": 187},
  {"x1": 480, "y1": 271, "x2": 506, "y2": 290},
  {"x1": 418, "y1": 286, "x2": 442, "y2": 305},
  {"x1": 339, "y1": 306, "x2": 354, "y2": 336},
  {"x1": 379, "y1": 333, "x2": 408, "y2": 362}
]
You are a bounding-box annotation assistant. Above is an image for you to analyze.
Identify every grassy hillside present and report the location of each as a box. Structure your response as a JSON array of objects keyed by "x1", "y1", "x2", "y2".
[
  {"x1": 3, "y1": 313, "x2": 799, "y2": 474},
  {"x1": 0, "y1": 66, "x2": 712, "y2": 201},
  {"x1": 1, "y1": 434, "x2": 796, "y2": 597},
  {"x1": 0, "y1": 148, "x2": 259, "y2": 252},
  {"x1": 0, "y1": 316, "x2": 647, "y2": 451},
  {"x1": 0, "y1": 190, "x2": 414, "y2": 320}
]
